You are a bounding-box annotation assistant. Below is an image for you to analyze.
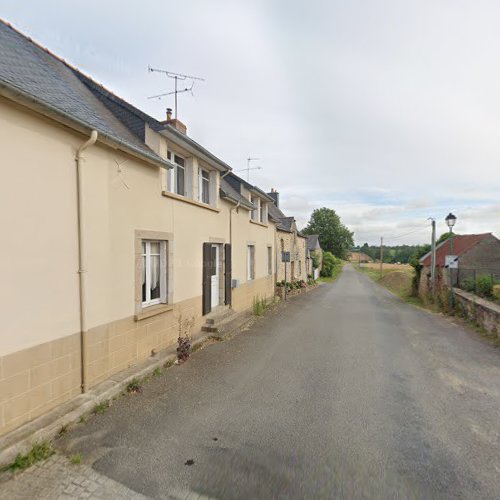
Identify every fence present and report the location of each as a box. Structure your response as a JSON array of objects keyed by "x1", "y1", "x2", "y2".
[{"x1": 450, "y1": 267, "x2": 500, "y2": 294}]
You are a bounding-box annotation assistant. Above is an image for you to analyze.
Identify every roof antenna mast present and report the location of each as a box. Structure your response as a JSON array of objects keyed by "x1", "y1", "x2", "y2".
[
  {"x1": 236, "y1": 157, "x2": 262, "y2": 182},
  {"x1": 147, "y1": 66, "x2": 205, "y2": 119}
]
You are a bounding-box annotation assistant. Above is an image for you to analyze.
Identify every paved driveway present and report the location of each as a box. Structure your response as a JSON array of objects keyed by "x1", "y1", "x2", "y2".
[{"x1": 54, "y1": 264, "x2": 500, "y2": 499}]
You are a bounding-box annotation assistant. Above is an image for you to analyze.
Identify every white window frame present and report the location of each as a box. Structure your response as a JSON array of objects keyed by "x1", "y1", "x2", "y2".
[
  {"x1": 167, "y1": 151, "x2": 186, "y2": 196},
  {"x1": 142, "y1": 240, "x2": 167, "y2": 307},
  {"x1": 250, "y1": 195, "x2": 256, "y2": 220},
  {"x1": 260, "y1": 201, "x2": 267, "y2": 224},
  {"x1": 247, "y1": 245, "x2": 255, "y2": 281},
  {"x1": 198, "y1": 167, "x2": 210, "y2": 204}
]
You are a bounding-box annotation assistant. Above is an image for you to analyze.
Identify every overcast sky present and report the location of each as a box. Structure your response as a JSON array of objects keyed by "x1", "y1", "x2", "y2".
[{"x1": 2, "y1": 0, "x2": 499, "y2": 245}]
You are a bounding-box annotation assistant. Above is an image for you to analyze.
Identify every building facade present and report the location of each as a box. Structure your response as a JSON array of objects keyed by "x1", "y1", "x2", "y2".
[{"x1": 0, "y1": 21, "x2": 282, "y2": 437}]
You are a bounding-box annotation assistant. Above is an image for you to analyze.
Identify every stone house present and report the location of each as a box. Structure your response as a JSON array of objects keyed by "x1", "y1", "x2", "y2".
[
  {"x1": 418, "y1": 233, "x2": 500, "y2": 296},
  {"x1": 0, "y1": 21, "x2": 277, "y2": 437},
  {"x1": 306, "y1": 235, "x2": 323, "y2": 278},
  {"x1": 267, "y1": 190, "x2": 308, "y2": 284}
]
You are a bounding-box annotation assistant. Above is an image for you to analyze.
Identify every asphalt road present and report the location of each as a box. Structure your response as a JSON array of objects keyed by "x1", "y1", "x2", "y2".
[{"x1": 58, "y1": 264, "x2": 500, "y2": 499}]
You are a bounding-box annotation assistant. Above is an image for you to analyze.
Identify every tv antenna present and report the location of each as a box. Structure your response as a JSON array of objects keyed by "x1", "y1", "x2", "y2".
[
  {"x1": 236, "y1": 157, "x2": 262, "y2": 182},
  {"x1": 148, "y1": 66, "x2": 205, "y2": 119}
]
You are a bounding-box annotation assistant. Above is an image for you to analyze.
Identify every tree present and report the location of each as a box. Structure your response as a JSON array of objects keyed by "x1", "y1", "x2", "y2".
[
  {"x1": 436, "y1": 232, "x2": 456, "y2": 245},
  {"x1": 303, "y1": 208, "x2": 354, "y2": 260}
]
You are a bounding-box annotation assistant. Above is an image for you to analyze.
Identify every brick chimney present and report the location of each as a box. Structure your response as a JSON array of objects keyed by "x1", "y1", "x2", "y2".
[
  {"x1": 162, "y1": 107, "x2": 187, "y2": 135},
  {"x1": 267, "y1": 188, "x2": 279, "y2": 207}
]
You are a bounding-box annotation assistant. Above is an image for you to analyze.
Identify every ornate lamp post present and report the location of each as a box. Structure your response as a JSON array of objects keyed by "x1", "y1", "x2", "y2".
[{"x1": 445, "y1": 212, "x2": 457, "y2": 308}]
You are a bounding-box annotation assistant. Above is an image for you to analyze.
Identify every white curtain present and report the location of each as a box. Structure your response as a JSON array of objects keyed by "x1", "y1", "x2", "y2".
[{"x1": 151, "y1": 255, "x2": 160, "y2": 291}]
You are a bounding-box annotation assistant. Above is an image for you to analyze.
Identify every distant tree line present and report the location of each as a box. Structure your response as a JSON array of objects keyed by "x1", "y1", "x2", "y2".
[
  {"x1": 357, "y1": 232, "x2": 453, "y2": 265},
  {"x1": 358, "y1": 243, "x2": 429, "y2": 265}
]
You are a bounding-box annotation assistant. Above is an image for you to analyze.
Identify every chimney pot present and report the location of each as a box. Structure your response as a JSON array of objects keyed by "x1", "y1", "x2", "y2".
[{"x1": 166, "y1": 108, "x2": 173, "y2": 121}]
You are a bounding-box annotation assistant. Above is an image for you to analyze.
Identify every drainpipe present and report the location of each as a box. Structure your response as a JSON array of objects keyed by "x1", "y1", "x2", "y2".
[
  {"x1": 229, "y1": 201, "x2": 241, "y2": 247},
  {"x1": 76, "y1": 130, "x2": 98, "y2": 393}
]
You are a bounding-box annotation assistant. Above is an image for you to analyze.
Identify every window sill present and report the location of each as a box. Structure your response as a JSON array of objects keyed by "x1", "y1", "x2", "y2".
[
  {"x1": 135, "y1": 303, "x2": 173, "y2": 321},
  {"x1": 162, "y1": 191, "x2": 220, "y2": 212},
  {"x1": 249, "y1": 219, "x2": 268, "y2": 228}
]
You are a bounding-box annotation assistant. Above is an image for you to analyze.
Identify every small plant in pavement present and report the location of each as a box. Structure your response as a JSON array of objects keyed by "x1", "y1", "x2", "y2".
[
  {"x1": 92, "y1": 400, "x2": 110, "y2": 415},
  {"x1": 8, "y1": 441, "x2": 54, "y2": 471},
  {"x1": 177, "y1": 335, "x2": 191, "y2": 362},
  {"x1": 126, "y1": 378, "x2": 142, "y2": 394},
  {"x1": 69, "y1": 454, "x2": 82, "y2": 465}
]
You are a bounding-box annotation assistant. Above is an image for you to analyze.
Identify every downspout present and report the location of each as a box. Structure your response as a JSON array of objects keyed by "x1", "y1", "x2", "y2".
[
  {"x1": 229, "y1": 201, "x2": 240, "y2": 308},
  {"x1": 76, "y1": 130, "x2": 98, "y2": 393}
]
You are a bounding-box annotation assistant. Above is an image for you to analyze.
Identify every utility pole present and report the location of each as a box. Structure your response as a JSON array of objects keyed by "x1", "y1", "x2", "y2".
[
  {"x1": 430, "y1": 218, "x2": 436, "y2": 296},
  {"x1": 379, "y1": 237, "x2": 384, "y2": 279}
]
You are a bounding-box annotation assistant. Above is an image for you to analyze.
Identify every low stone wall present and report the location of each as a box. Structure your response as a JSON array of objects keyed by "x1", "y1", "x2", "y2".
[
  {"x1": 275, "y1": 283, "x2": 318, "y2": 300},
  {"x1": 453, "y1": 288, "x2": 500, "y2": 338}
]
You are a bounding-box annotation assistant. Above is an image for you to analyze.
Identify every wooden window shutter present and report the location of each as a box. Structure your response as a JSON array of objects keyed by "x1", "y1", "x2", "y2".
[
  {"x1": 202, "y1": 242, "x2": 212, "y2": 315},
  {"x1": 224, "y1": 243, "x2": 232, "y2": 305}
]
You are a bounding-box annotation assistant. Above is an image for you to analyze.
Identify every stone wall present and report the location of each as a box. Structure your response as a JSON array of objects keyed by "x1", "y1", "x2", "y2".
[{"x1": 453, "y1": 288, "x2": 500, "y2": 338}]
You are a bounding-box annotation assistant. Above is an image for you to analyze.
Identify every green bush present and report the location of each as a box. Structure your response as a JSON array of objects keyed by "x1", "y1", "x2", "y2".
[
  {"x1": 321, "y1": 252, "x2": 340, "y2": 277},
  {"x1": 461, "y1": 277, "x2": 475, "y2": 293},
  {"x1": 475, "y1": 275, "x2": 494, "y2": 298}
]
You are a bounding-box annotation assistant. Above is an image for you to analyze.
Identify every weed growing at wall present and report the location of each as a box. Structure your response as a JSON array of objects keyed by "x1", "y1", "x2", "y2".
[
  {"x1": 253, "y1": 296, "x2": 267, "y2": 316},
  {"x1": 8, "y1": 441, "x2": 54, "y2": 471}
]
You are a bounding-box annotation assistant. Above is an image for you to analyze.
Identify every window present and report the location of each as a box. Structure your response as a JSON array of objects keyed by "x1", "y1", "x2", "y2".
[
  {"x1": 298, "y1": 260, "x2": 301, "y2": 276},
  {"x1": 247, "y1": 245, "x2": 255, "y2": 281},
  {"x1": 199, "y1": 168, "x2": 210, "y2": 204},
  {"x1": 267, "y1": 246, "x2": 272, "y2": 275},
  {"x1": 260, "y1": 202, "x2": 267, "y2": 224},
  {"x1": 250, "y1": 196, "x2": 257, "y2": 220},
  {"x1": 142, "y1": 240, "x2": 167, "y2": 307},
  {"x1": 167, "y1": 151, "x2": 185, "y2": 196}
]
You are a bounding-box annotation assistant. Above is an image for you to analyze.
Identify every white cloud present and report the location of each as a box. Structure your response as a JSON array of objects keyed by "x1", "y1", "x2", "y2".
[{"x1": 2, "y1": 0, "x2": 500, "y2": 244}]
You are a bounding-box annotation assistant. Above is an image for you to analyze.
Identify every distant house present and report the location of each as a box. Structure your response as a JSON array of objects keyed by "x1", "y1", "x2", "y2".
[
  {"x1": 267, "y1": 190, "x2": 308, "y2": 284},
  {"x1": 306, "y1": 235, "x2": 323, "y2": 279},
  {"x1": 349, "y1": 251, "x2": 373, "y2": 263},
  {"x1": 419, "y1": 233, "x2": 500, "y2": 295}
]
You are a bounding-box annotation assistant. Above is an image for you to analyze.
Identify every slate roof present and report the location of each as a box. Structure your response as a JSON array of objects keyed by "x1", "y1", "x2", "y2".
[
  {"x1": 74, "y1": 70, "x2": 233, "y2": 172},
  {"x1": 279, "y1": 217, "x2": 295, "y2": 232},
  {"x1": 307, "y1": 234, "x2": 321, "y2": 251},
  {"x1": 0, "y1": 20, "x2": 166, "y2": 166},
  {"x1": 420, "y1": 233, "x2": 493, "y2": 267},
  {"x1": 219, "y1": 178, "x2": 254, "y2": 210}
]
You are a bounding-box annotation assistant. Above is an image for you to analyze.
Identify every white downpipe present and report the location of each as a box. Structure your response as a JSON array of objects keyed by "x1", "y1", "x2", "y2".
[{"x1": 76, "y1": 130, "x2": 98, "y2": 393}]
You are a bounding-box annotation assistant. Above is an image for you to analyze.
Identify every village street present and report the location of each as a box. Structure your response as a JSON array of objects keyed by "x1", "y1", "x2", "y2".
[{"x1": 3, "y1": 264, "x2": 500, "y2": 499}]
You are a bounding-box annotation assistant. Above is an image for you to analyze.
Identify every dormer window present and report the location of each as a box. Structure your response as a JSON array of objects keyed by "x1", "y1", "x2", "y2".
[
  {"x1": 260, "y1": 202, "x2": 268, "y2": 224},
  {"x1": 167, "y1": 151, "x2": 186, "y2": 196},
  {"x1": 199, "y1": 168, "x2": 210, "y2": 204}
]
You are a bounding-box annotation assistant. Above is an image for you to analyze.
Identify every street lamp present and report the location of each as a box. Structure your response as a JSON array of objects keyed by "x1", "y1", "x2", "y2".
[{"x1": 445, "y1": 212, "x2": 457, "y2": 308}]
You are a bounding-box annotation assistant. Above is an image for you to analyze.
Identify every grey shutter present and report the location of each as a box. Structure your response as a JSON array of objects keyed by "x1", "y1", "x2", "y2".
[{"x1": 202, "y1": 243, "x2": 212, "y2": 315}]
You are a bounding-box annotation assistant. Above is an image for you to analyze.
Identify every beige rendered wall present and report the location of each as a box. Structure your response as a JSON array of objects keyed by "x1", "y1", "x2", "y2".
[
  {"x1": 0, "y1": 99, "x2": 84, "y2": 435},
  {"x1": 0, "y1": 98, "x2": 277, "y2": 436},
  {"x1": 228, "y1": 202, "x2": 276, "y2": 311},
  {"x1": 0, "y1": 98, "x2": 81, "y2": 358}
]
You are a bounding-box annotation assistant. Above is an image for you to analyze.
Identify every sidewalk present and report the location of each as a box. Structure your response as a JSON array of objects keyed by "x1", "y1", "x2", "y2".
[
  {"x1": 0, "y1": 453, "x2": 148, "y2": 500},
  {"x1": 0, "y1": 453, "x2": 214, "y2": 500}
]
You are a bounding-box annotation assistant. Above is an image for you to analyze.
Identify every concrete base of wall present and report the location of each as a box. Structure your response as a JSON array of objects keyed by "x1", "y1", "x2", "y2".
[{"x1": 0, "y1": 276, "x2": 274, "y2": 440}]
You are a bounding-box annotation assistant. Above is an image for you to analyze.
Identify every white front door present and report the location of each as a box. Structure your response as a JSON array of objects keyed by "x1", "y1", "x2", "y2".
[{"x1": 211, "y1": 245, "x2": 219, "y2": 308}]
